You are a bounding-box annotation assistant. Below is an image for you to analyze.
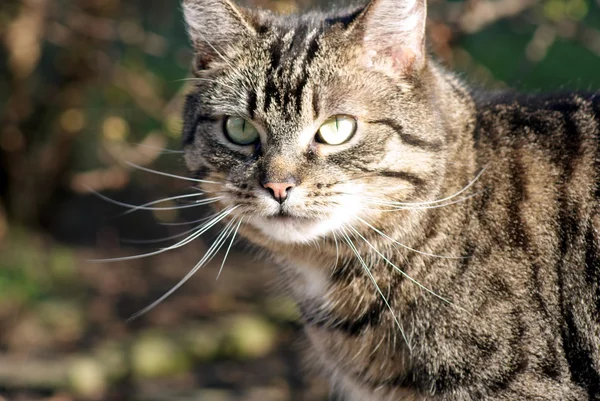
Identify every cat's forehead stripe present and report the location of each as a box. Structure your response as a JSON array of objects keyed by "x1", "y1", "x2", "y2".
[{"x1": 259, "y1": 23, "x2": 324, "y2": 119}]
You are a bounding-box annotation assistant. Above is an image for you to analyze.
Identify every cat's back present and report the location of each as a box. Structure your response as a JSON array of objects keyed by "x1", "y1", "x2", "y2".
[
  {"x1": 471, "y1": 90, "x2": 600, "y2": 214},
  {"x1": 470, "y1": 89, "x2": 600, "y2": 265},
  {"x1": 467, "y1": 90, "x2": 600, "y2": 399},
  {"x1": 473, "y1": 91, "x2": 600, "y2": 149}
]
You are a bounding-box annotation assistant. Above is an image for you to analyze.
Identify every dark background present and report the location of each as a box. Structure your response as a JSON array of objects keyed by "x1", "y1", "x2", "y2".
[{"x1": 0, "y1": 0, "x2": 599, "y2": 400}]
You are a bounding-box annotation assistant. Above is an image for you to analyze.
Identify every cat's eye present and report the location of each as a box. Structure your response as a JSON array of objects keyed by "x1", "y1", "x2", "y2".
[
  {"x1": 224, "y1": 116, "x2": 259, "y2": 145},
  {"x1": 316, "y1": 116, "x2": 357, "y2": 145}
]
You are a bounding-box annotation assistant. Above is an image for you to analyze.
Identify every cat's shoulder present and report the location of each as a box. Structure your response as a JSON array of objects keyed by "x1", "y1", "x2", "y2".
[{"x1": 471, "y1": 90, "x2": 599, "y2": 141}]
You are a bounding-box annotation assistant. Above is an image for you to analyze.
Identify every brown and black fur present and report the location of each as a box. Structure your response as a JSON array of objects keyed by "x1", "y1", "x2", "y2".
[{"x1": 180, "y1": 0, "x2": 600, "y2": 399}]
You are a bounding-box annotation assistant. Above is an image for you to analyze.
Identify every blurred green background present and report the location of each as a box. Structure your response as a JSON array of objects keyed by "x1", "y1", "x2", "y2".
[{"x1": 0, "y1": 0, "x2": 598, "y2": 400}]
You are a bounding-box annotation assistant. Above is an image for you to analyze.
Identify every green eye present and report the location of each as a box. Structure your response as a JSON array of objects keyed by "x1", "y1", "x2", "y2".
[
  {"x1": 316, "y1": 116, "x2": 357, "y2": 145},
  {"x1": 224, "y1": 117, "x2": 259, "y2": 145}
]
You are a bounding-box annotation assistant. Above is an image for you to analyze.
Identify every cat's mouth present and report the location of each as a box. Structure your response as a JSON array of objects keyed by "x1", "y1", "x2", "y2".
[
  {"x1": 247, "y1": 210, "x2": 328, "y2": 243},
  {"x1": 266, "y1": 212, "x2": 313, "y2": 222},
  {"x1": 267, "y1": 209, "x2": 304, "y2": 219},
  {"x1": 268, "y1": 214, "x2": 295, "y2": 220}
]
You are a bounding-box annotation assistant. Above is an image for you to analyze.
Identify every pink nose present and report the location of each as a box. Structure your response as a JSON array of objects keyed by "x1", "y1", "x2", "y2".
[{"x1": 262, "y1": 182, "x2": 295, "y2": 204}]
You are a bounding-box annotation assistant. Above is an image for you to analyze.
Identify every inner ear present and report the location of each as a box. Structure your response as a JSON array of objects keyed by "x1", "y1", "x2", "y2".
[
  {"x1": 183, "y1": 0, "x2": 255, "y2": 69},
  {"x1": 353, "y1": 0, "x2": 427, "y2": 73}
]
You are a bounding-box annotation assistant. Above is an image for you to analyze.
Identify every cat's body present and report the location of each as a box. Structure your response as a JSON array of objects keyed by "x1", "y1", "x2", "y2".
[
  {"x1": 179, "y1": 0, "x2": 600, "y2": 399},
  {"x1": 293, "y1": 90, "x2": 600, "y2": 401}
]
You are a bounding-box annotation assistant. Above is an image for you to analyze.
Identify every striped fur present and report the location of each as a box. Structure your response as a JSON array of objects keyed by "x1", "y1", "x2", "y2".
[{"x1": 181, "y1": 0, "x2": 600, "y2": 399}]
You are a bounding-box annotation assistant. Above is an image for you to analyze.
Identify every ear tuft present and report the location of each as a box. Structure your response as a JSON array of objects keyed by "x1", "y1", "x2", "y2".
[
  {"x1": 183, "y1": 0, "x2": 254, "y2": 69},
  {"x1": 357, "y1": 0, "x2": 427, "y2": 73}
]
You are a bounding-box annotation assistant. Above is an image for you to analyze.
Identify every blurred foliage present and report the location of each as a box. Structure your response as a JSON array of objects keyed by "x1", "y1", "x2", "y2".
[{"x1": 0, "y1": 0, "x2": 599, "y2": 400}]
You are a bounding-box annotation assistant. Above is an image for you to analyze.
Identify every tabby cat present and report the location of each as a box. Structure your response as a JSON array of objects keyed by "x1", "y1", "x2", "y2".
[{"x1": 179, "y1": 0, "x2": 600, "y2": 399}]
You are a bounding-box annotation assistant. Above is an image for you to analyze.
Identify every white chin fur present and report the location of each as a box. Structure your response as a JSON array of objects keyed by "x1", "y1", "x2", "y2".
[{"x1": 250, "y1": 216, "x2": 345, "y2": 244}]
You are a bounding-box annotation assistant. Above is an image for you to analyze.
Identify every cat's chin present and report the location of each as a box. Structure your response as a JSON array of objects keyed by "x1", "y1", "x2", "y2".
[{"x1": 248, "y1": 215, "x2": 343, "y2": 244}]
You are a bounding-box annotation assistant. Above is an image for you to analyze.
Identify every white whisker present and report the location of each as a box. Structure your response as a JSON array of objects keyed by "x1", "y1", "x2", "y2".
[
  {"x1": 127, "y1": 217, "x2": 238, "y2": 321},
  {"x1": 120, "y1": 223, "x2": 206, "y2": 245},
  {"x1": 347, "y1": 224, "x2": 462, "y2": 310},
  {"x1": 340, "y1": 229, "x2": 411, "y2": 350},
  {"x1": 365, "y1": 167, "x2": 486, "y2": 207},
  {"x1": 89, "y1": 189, "x2": 222, "y2": 213},
  {"x1": 159, "y1": 211, "x2": 221, "y2": 226},
  {"x1": 366, "y1": 192, "x2": 481, "y2": 212},
  {"x1": 89, "y1": 206, "x2": 238, "y2": 263},
  {"x1": 120, "y1": 192, "x2": 212, "y2": 214},
  {"x1": 216, "y1": 217, "x2": 243, "y2": 280},
  {"x1": 357, "y1": 217, "x2": 464, "y2": 260},
  {"x1": 124, "y1": 160, "x2": 222, "y2": 185}
]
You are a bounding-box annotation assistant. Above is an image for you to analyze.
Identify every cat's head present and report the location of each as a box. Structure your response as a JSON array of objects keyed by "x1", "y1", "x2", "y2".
[{"x1": 181, "y1": 0, "x2": 452, "y2": 244}]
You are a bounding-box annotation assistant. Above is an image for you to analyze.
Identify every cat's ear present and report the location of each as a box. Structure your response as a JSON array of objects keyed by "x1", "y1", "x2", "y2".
[
  {"x1": 355, "y1": 0, "x2": 427, "y2": 73},
  {"x1": 182, "y1": 0, "x2": 255, "y2": 69}
]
